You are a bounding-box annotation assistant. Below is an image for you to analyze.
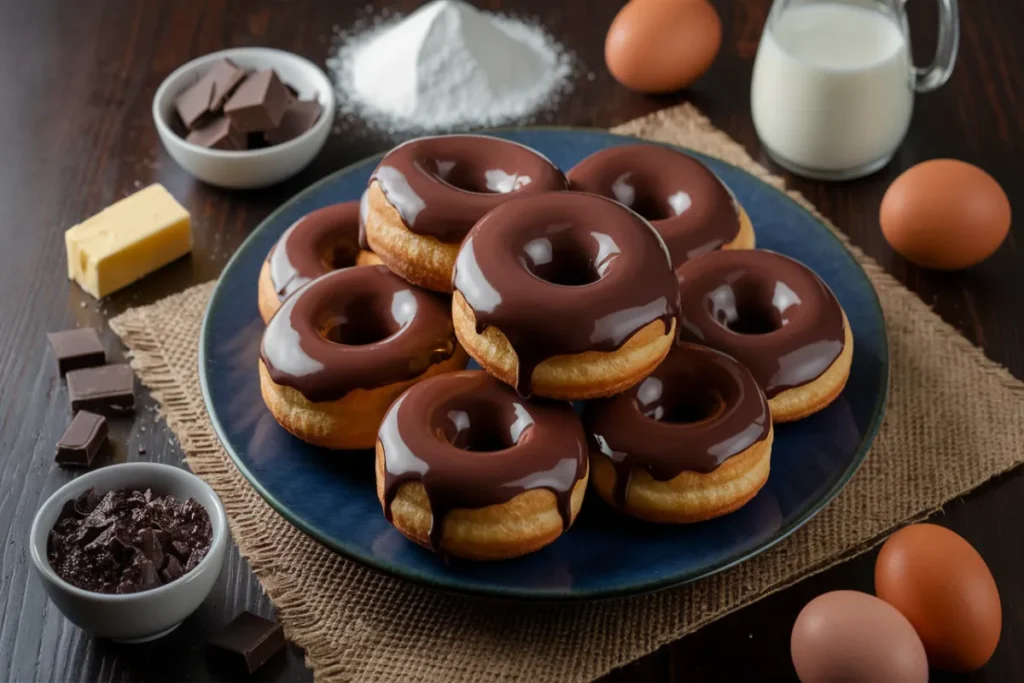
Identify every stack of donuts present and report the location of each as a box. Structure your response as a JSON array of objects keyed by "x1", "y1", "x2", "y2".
[{"x1": 257, "y1": 135, "x2": 853, "y2": 561}]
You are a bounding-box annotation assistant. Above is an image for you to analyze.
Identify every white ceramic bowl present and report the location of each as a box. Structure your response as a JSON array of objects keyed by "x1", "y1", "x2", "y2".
[
  {"x1": 30, "y1": 463, "x2": 228, "y2": 643},
  {"x1": 152, "y1": 47, "x2": 335, "y2": 189}
]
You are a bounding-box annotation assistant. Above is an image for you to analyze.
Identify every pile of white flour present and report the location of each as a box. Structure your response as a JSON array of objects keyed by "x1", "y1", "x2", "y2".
[{"x1": 327, "y1": 1, "x2": 574, "y2": 132}]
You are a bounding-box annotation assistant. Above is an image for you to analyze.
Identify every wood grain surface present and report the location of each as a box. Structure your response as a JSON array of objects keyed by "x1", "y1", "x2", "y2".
[{"x1": 0, "y1": 0, "x2": 1020, "y2": 681}]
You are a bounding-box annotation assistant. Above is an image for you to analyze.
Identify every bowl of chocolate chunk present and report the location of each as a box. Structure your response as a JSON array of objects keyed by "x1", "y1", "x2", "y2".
[
  {"x1": 29, "y1": 462, "x2": 228, "y2": 642},
  {"x1": 152, "y1": 47, "x2": 334, "y2": 189}
]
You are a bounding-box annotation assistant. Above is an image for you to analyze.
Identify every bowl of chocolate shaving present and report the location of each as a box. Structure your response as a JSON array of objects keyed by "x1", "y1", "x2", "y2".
[{"x1": 29, "y1": 462, "x2": 228, "y2": 642}]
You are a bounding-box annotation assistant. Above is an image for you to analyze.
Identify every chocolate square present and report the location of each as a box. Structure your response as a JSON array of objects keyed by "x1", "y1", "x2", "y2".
[
  {"x1": 66, "y1": 364, "x2": 135, "y2": 414},
  {"x1": 175, "y1": 78, "x2": 215, "y2": 130},
  {"x1": 55, "y1": 411, "x2": 107, "y2": 468},
  {"x1": 208, "y1": 612, "x2": 286, "y2": 674},
  {"x1": 223, "y1": 70, "x2": 290, "y2": 133},
  {"x1": 204, "y1": 58, "x2": 248, "y2": 111},
  {"x1": 174, "y1": 58, "x2": 247, "y2": 130},
  {"x1": 47, "y1": 328, "x2": 106, "y2": 375},
  {"x1": 186, "y1": 115, "x2": 247, "y2": 150},
  {"x1": 264, "y1": 100, "x2": 322, "y2": 145}
]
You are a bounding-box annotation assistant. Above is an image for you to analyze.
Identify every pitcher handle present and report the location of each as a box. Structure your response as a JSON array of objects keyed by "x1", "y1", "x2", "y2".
[{"x1": 913, "y1": 0, "x2": 959, "y2": 92}]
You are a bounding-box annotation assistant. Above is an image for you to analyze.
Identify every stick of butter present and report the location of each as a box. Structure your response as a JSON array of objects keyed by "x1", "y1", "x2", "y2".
[{"x1": 65, "y1": 184, "x2": 192, "y2": 298}]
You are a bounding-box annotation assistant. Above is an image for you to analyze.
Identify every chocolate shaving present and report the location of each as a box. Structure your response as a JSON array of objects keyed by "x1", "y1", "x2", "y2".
[{"x1": 47, "y1": 488, "x2": 213, "y2": 594}]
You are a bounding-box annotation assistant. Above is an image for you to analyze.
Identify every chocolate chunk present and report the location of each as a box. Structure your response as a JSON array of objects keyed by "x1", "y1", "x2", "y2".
[
  {"x1": 138, "y1": 528, "x2": 165, "y2": 568},
  {"x1": 224, "y1": 69, "x2": 290, "y2": 133},
  {"x1": 47, "y1": 328, "x2": 106, "y2": 375},
  {"x1": 66, "y1": 364, "x2": 135, "y2": 415},
  {"x1": 208, "y1": 612, "x2": 286, "y2": 674},
  {"x1": 174, "y1": 58, "x2": 247, "y2": 129},
  {"x1": 186, "y1": 115, "x2": 247, "y2": 150},
  {"x1": 175, "y1": 78, "x2": 215, "y2": 131},
  {"x1": 55, "y1": 411, "x2": 107, "y2": 468},
  {"x1": 161, "y1": 554, "x2": 183, "y2": 583},
  {"x1": 263, "y1": 100, "x2": 321, "y2": 145},
  {"x1": 47, "y1": 487, "x2": 212, "y2": 594},
  {"x1": 204, "y1": 58, "x2": 248, "y2": 111}
]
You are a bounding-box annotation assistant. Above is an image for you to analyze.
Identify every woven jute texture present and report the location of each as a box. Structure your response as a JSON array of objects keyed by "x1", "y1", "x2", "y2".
[{"x1": 109, "y1": 104, "x2": 1024, "y2": 682}]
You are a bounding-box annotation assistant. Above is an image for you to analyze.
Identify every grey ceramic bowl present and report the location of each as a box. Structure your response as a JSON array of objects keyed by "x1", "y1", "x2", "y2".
[{"x1": 29, "y1": 462, "x2": 228, "y2": 642}]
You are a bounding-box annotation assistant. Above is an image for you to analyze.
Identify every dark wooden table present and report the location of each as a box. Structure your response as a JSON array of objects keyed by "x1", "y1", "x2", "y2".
[{"x1": 1, "y1": 0, "x2": 1020, "y2": 680}]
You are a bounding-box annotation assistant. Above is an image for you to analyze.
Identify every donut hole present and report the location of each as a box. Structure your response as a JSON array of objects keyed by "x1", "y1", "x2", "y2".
[
  {"x1": 707, "y1": 277, "x2": 794, "y2": 336},
  {"x1": 319, "y1": 296, "x2": 400, "y2": 346},
  {"x1": 637, "y1": 375, "x2": 725, "y2": 425},
  {"x1": 520, "y1": 233, "x2": 604, "y2": 287},
  {"x1": 437, "y1": 404, "x2": 533, "y2": 452},
  {"x1": 629, "y1": 194, "x2": 673, "y2": 221},
  {"x1": 320, "y1": 241, "x2": 361, "y2": 271},
  {"x1": 425, "y1": 159, "x2": 529, "y2": 194}
]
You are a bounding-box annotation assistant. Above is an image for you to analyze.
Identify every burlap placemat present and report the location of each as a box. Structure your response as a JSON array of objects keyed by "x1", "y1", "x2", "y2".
[{"x1": 110, "y1": 104, "x2": 1024, "y2": 682}]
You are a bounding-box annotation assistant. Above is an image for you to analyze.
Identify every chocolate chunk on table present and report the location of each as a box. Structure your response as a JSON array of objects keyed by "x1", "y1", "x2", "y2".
[
  {"x1": 208, "y1": 612, "x2": 286, "y2": 674},
  {"x1": 47, "y1": 328, "x2": 105, "y2": 374},
  {"x1": 55, "y1": 411, "x2": 107, "y2": 468},
  {"x1": 174, "y1": 57, "x2": 247, "y2": 129},
  {"x1": 66, "y1": 364, "x2": 135, "y2": 414},
  {"x1": 224, "y1": 69, "x2": 290, "y2": 133},
  {"x1": 186, "y1": 115, "x2": 247, "y2": 150},
  {"x1": 263, "y1": 100, "x2": 322, "y2": 145}
]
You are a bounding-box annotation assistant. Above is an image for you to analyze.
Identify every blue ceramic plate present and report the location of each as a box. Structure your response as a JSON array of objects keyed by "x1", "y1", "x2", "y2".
[{"x1": 200, "y1": 130, "x2": 888, "y2": 600}]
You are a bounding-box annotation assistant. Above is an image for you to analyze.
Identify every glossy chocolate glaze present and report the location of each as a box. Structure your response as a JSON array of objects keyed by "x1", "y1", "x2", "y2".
[
  {"x1": 268, "y1": 202, "x2": 362, "y2": 299},
  {"x1": 369, "y1": 135, "x2": 569, "y2": 243},
  {"x1": 567, "y1": 144, "x2": 741, "y2": 270},
  {"x1": 676, "y1": 249, "x2": 846, "y2": 397},
  {"x1": 379, "y1": 371, "x2": 587, "y2": 552},
  {"x1": 453, "y1": 192, "x2": 680, "y2": 397},
  {"x1": 261, "y1": 265, "x2": 458, "y2": 402},
  {"x1": 584, "y1": 344, "x2": 770, "y2": 507}
]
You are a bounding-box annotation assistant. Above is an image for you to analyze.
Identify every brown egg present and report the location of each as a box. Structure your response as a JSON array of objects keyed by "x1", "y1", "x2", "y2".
[
  {"x1": 605, "y1": 0, "x2": 722, "y2": 93},
  {"x1": 791, "y1": 591, "x2": 928, "y2": 683},
  {"x1": 875, "y1": 524, "x2": 1001, "y2": 672},
  {"x1": 880, "y1": 159, "x2": 1011, "y2": 270}
]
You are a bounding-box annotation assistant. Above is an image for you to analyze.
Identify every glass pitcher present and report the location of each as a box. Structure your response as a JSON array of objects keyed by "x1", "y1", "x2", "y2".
[{"x1": 750, "y1": 0, "x2": 959, "y2": 180}]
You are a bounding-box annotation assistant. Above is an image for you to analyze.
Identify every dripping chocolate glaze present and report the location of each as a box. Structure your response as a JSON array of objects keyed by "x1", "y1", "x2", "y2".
[
  {"x1": 567, "y1": 144, "x2": 741, "y2": 270},
  {"x1": 676, "y1": 249, "x2": 847, "y2": 398},
  {"x1": 267, "y1": 202, "x2": 365, "y2": 300},
  {"x1": 453, "y1": 192, "x2": 680, "y2": 397},
  {"x1": 260, "y1": 265, "x2": 457, "y2": 402},
  {"x1": 369, "y1": 135, "x2": 569, "y2": 244},
  {"x1": 584, "y1": 344, "x2": 770, "y2": 507},
  {"x1": 379, "y1": 371, "x2": 587, "y2": 552}
]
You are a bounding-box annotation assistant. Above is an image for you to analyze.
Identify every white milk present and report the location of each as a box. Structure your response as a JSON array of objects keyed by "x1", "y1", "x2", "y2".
[{"x1": 751, "y1": 3, "x2": 913, "y2": 177}]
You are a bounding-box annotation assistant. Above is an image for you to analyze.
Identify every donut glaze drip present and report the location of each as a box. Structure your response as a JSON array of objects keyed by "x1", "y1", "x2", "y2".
[
  {"x1": 370, "y1": 135, "x2": 569, "y2": 243},
  {"x1": 567, "y1": 144, "x2": 741, "y2": 269},
  {"x1": 268, "y1": 202, "x2": 363, "y2": 299},
  {"x1": 676, "y1": 249, "x2": 846, "y2": 397},
  {"x1": 453, "y1": 192, "x2": 680, "y2": 397},
  {"x1": 260, "y1": 265, "x2": 457, "y2": 402},
  {"x1": 584, "y1": 344, "x2": 770, "y2": 506},
  {"x1": 379, "y1": 371, "x2": 588, "y2": 551}
]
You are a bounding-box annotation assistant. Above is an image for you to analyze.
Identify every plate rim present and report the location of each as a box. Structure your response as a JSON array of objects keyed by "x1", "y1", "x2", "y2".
[{"x1": 198, "y1": 127, "x2": 890, "y2": 601}]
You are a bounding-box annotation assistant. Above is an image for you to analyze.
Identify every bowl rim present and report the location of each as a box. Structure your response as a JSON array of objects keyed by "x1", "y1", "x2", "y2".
[
  {"x1": 29, "y1": 462, "x2": 228, "y2": 602},
  {"x1": 151, "y1": 46, "x2": 336, "y2": 160}
]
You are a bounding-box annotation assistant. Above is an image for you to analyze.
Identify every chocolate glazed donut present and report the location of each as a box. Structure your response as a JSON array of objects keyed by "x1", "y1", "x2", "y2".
[
  {"x1": 376, "y1": 371, "x2": 589, "y2": 560},
  {"x1": 452, "y1": 192, "x2": 681, "y2": 400},
  {"x1": 585, "y1": 344, "x2": 773, "y2": 523},
  {"x1": 676, "y1": 249, "x2": 853, "y2": 422},
  {"x1": 567, "y1": 144, "x2": 755, "y2": 270},
  {"x1": 259, "y1": 265, "x2": 468, "y2": 449},
  {"x1": 362, "y1": 135, "x2": 569, "y2": 292},
  {"x1": 258, "y1": 201, "x2": 382, "y2": 323}
]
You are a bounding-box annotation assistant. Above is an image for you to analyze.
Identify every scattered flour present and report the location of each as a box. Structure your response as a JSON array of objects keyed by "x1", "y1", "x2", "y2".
[{"x1": 327, "y1": 1, "x2": 574, "y2": 133}]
